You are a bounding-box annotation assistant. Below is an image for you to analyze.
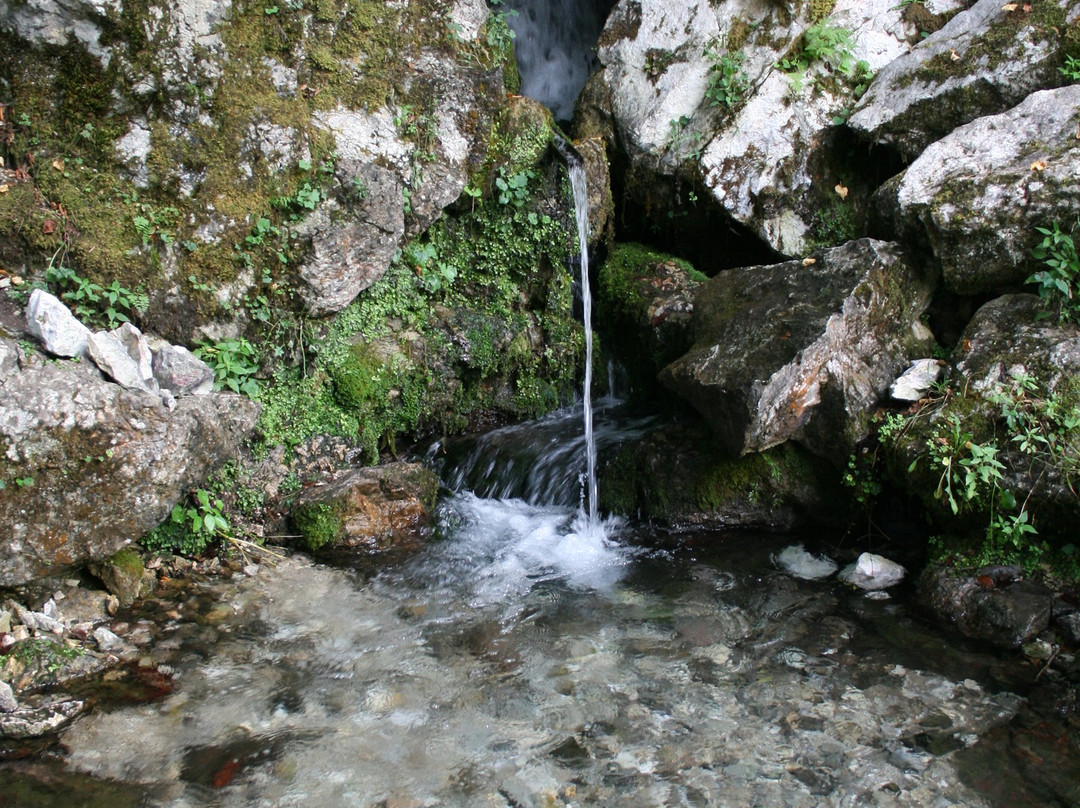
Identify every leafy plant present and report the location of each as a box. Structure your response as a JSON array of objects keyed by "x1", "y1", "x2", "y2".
[
  {"x1": 1028, "y1": 220, "x2": 1080, "y2": 323},
  {"x1": 44, "y1": 262, "x2": 146, "y2": 329},
  {"x1": 1059, "y1": 54, "x2": 1080, "y2": 81},
  {"x1": 704, "y1": 45, "x2": 748, "y2": 109},
  {"x1": 194, "y1": 337, "x2": 261, "y2": 396},
  {"x1": 494, "y1": 168, "x2": 533, "y2": 207}
]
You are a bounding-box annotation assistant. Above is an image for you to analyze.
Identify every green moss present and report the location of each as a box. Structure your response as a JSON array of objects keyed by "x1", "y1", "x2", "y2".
[
  {"x1": 809, "y1": 0, "x2": 837, "y2": 23},
  {"x1": 292, "y1": 501, "x2": 344, "y2": 551}
]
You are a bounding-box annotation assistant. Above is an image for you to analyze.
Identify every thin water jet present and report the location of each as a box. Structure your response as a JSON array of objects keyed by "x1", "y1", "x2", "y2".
[{"x1": 553, "y1": 135, "x2": 598, "y2": 523}]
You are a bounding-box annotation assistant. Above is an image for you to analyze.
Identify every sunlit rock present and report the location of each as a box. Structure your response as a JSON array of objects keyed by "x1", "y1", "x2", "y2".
[
  {"x1": 876, "y1": 85, "x2": 1080, "y2": 294},
  {"x1": 25, "y1": 289, "x2": 90, "y2": 359},
  {"x1": 850, "y1": 0, "x2": 1080, "y2": 160},
  {"x1": 0, "y1": 336, "x2": 259, "y2": 586}
]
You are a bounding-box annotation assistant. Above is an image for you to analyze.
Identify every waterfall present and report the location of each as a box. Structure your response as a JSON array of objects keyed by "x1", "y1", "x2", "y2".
[{"x1": 552, "y1": 137, "x2": 598, "y2": 522}]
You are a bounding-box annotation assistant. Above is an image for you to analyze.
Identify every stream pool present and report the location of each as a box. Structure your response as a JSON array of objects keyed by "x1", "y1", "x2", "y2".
[{"x1": 2, "y1": 406, "x2": 1077, "y2": 807}]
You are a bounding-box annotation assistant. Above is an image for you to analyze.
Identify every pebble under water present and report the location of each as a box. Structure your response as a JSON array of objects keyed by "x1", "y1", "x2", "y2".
[{"x1": 5, "y1": 493, "x2": 1078, "y2": 806}]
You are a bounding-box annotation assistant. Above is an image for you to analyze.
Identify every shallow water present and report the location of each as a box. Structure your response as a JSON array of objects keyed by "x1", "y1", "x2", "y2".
[{"x1": 12, "y1": 495, "x2": 1074, "y2": 808}]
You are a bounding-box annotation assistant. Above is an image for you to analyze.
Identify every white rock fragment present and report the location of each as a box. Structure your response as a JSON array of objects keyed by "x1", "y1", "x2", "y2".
[
  {"x1": 25, "y1": 289, "x2": 91, "y2": 358},
  {"x1": 840, "y1": 552, "x2": 906, "y2": 590},
  {"x1": 0, "y1": 680, "x2": 17, "y2": 713},
  {"x1": 87, "y1": 331, "x2": 154, "y2": 393},
  {"x1": 890, "y1": 358, "x2": 944, "y2": 402},
  {"x1": 774, "y1": 544, "x2": 838, "y2": 581},
  {"x1": 92, "y1": 627, "x2": 124, "y2": 651}
]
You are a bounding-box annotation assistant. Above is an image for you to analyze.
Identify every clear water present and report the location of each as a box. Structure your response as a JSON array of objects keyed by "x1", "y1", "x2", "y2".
[{"x1": 4, "y1": 408, "x2": 1077, "y2": 807}]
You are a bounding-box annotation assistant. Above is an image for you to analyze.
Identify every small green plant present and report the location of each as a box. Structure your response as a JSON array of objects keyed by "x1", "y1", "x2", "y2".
[
  {"x1": 194, "y1": 338, "x2": 261, "y2": 396},
  {"x1": 1028, "y1": 220, "x2": 1080, "y2": 323},
  {"x1": 704, "y1": 44, "x2": 748, "y2": 109},
  {"x1": 777, "y1": 22, "x2": 871, "y2": 96},
  {"x1": 44, "y1": 262, "x2": 146, "y2": 329},
  {"x1": 918, "y1": 413, "x2": 1004, "y2": 516},
  {"x1": 1059, "y1": 54, "x2": 1080, "y2": 81},
  {"x1": 494, "y1": 168, "x2": 534, "y2": 207},
  {"x1": 11, "y1": 638, "x2": 84, "y2": 675},
  {"x1": 172, "y1": 488, "x2": 230, "y2": 538}
]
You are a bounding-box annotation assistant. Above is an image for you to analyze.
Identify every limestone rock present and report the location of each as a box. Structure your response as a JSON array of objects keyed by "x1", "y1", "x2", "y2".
[
  {"x1": 839, "y1": 552, "x2": 906, "y2": 590},
  {"x1": 88, "y1": 547, "x2": 149, "y2": 609},
  {"x1": 849, "y1": 0, "x2": 1079, "y2": 159},
  {"x1": 0, "y1": 345, "x2": 259, "y2": 586},
  {"x1": 291, "y1": 462, "x2": 439, "y2": 555},
  {"x1": 87, "y1": 330, "x2": 155, "y2": 393},
  {"x1": 889, "y1": 358, "x2": 945, "y2": 402},
  {"x1": 295, "y1": 162, "x2": 406, "y2": 317},
  {"x1": 919, "y1": 566, "x2": 1052, "y2": 648},
  {"x1": 151, "y1": 342, "x2": 215, "y2": 396},
  {"x1": 660, "y1": 239, "x2": 934, "y2": 466},
  {"x1": 877, "y1": 85, "x2": 1080, "y2": 294},
  {"x1": 597, "y1": 0, "x2": 913, "y2": 255},
  {"x1": 886, "y1": 295, "x2": 1080, "y2": 535},
  {"x1": 0, "y1": 680, "x2": 16, "y2": 713},
  {"x1": 0, "y1": 699, "x2": 85, "y2": 739},
  {"x1": 25, "y1": 289, "x2": 91, "y2": 358}
]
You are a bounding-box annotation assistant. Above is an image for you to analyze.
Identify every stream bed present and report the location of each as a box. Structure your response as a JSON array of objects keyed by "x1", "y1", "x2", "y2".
[
  {"x1": 3, "y1": 405, "x2": 1078, "y2": 807},
  {"x1": 4, "y1": 499, "x2": 1078, "y2": 807}
]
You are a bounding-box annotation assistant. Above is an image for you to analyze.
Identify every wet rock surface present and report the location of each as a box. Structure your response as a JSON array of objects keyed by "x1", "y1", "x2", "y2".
[{"x1": 920, "y1": 566, "x2": 1053, "y2": 648}]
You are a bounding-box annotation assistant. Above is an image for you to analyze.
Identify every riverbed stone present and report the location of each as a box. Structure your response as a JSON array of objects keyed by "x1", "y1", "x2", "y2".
[
  {"x1": 876, "y1": 85, "x2": 1080, "y2": 295},
  {"x1": 89, "y1": 547, "x2": 149, "y2": 609},
  {"x1": 0, "y1": 352, "x2": 259, "y2": 586},
  {"x1": 0, "y1": 679, "x2": 17, "y2": 713},
  {"x1": 919, "y1": 566, "x2": 1053, "y2": 648},
  {"x1": 660, "y1": 239, "x2": 934, "y2": 466},
  {"x1": 849, "y1": 0, "x2": 1079, "y2": 160},
  {"x1": 291, "y1": 462, "x2": 439, "y2": 555},
  {"x1": 0, "y1": 699, "x2": 85, "y2": 739}
]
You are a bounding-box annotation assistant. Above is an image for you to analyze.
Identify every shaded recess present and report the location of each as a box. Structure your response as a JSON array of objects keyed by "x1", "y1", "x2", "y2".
[{"x1": 506, "y1": 0, "x2": 619, "y2": 124}]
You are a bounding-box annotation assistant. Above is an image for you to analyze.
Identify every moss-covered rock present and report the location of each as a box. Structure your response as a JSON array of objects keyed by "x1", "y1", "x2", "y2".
[
  {"x1": 598, "y1": 418, "x2": 844, "y2": 530},
  {"x1": 595, "y1": 242, "x2": 703, "y2": 401},
  {"x1": 290, "y1": 461, "x2": 438, "y2": 555}
]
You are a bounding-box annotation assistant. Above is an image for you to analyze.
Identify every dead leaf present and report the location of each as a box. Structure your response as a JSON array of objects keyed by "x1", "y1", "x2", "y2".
[
  {"x1": 802, "y1": 257, "x2": 816, "y2": 266},
  {"x1": 0, "y1": 184, "x2": 8, "y2": 194},
  {"x1": 42, "y1": 219, "x2": 56, "y2": 235},
  {"x1": 950, "y1": 49, "x2": 961, "y2": 61},
  {"x1": 1030, "y1": 160, "x2": 1047, "y2": 172},
  {"x1": 10, "y1": 275, "x2": 24, "y2": 286},
  {"x1": 1001, "y1": 2, "x2": 1018, "y2": 10},
  {"x1": 834, "y1": 183, "x2": 849, "y2": 200},
  {"x1": 51, "y1": 159, "x2": 64, "y2": 171}
]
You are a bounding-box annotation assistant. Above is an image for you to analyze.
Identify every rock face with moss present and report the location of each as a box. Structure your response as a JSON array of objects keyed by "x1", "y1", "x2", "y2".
[
  {"x1": 589, "y1": 0, "x2": 912, "y2": 256},
  {"x1": 595, "y1": 242, "x2": 702, "y2": 397},
  {"x1": 885, "y1": 294, "x2": 1080, "y2": 541},
  {"x1": 849, "y1": 0, "x2": 1080, "y2": 160},
  {"x1": 291, "y1": 461, "x2": 438, "y2": 554},
  {"x1": 661, "y1": 239, "x2": 934, "y2": 466},
  {"x1": 598, "y1": 421, "x2": 842, "y2": 530},
  {"x1": 876, "y1": 85, "x2": 1080, "y2": 295},
  {"x1": 0, "y1": 336, "x2": 259, "y2": 586}
]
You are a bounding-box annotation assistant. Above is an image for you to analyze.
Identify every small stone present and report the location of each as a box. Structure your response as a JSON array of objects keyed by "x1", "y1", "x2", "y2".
[
  {"x1": 11, "y1": 625, "x2": 29, "y2": 641},
  {"x1": 775, "y1": 545, "x2": 838, "y2": 581},
  {"x1": 93, "y1": 627, "x2": 124, "y2": 651},
  {"x1": 0, "y1": 611, "x2": 10, "y2": 635},
  {"x1": 890, "y1": 358, "x2": 945, "y2": 402},
  {"x1": 0, "y1": 680, "x2": 16, "y2": 712},
  {"x1": 1056, "y1": 612, "x2": 1080, "y2": 646},
  {"x1": 87, "y1": 330, "x2": 155, "y2": 392},
  {"x1": 151, "y1": 343, "x2": 214, "y2": 396},
  {"x1": 840, "y1": 553, "x2": 906, "y2": 590}
]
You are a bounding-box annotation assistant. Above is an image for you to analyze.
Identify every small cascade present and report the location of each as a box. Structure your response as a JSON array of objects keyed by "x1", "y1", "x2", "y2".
[{"x1": 553, "y1": 137, "x2": 598, "y2": 523}]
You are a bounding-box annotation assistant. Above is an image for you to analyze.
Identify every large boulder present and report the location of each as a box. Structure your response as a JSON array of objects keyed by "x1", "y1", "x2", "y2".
[
  {"x1": 849, "y1": 0, "x2": 1080, "y2": 160},
  {"x1": 290, "y1": 462, "x2": 438, "y2": 555},
  {"x1": 661, "y1": 239, "x2": 934, "y2": 466},
  {"x1": 919, "y1": 565, "x2": 1054, "y2": 648},
  {"x1": 593, "y1": 0, "x2": 914, "y2": 255},
  {"x1": 886, "y1": 294, "x2": 1080, "y2": 535},
  {"x1": 875, "y1": 85, "x2": 1080, "y2": 295},
  {"x1": 0, "y1": 337, "x2": 259, "y2": 586}
]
